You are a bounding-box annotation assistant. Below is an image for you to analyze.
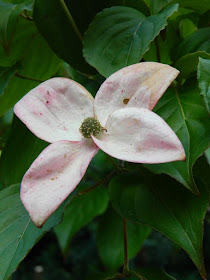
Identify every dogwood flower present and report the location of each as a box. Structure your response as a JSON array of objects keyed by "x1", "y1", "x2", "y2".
[{"x1": 14, "y1": 62, "x2": 186, "y2": 227}]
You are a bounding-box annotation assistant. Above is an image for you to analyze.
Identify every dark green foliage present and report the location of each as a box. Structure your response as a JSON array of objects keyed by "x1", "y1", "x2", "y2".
[{"x1": 0, "y1": 0, "x2": 209, "y2": 279}]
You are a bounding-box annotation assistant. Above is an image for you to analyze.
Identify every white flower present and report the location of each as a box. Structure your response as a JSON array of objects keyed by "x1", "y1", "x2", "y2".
[{"x1": 14, "y1": 62, "x2": 185, "y2": 227}]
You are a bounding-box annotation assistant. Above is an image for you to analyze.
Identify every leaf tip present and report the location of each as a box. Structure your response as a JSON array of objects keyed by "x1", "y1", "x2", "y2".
[{"x1": 201, "y1": 272, "x2": 207, "y2": 280}]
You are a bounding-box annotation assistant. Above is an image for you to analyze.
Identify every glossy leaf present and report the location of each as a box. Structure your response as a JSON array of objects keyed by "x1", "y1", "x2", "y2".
[
  {"x1": 149, "y1": 0, "x2": 169, "y2": 14},
  {"x1": 0, "y1": 116, "x2": 48, "y2": 187},
  {"x1": 19, "y1": 34, "x2": 61, "y2": 79},
  {"x1": 175, "y1": 28, "x2": 210, "y2": 59},
  {"x1": 0, "y1": 31, "x2": 61, "y2": 116},
  {"x1": 143, "y1": 22, "x2": 179, "y2": 64},
  {"x1": 0, "y1": 0, "x2": 33, "y2": 51},
  {"x1": 0, "y1": 183, "x2": 72, "y2": 280},
  {"x1": 205, "y1": 147, "x2": 210, "y2": 165},
  {"x1": 0, "y1": 77, "x2": 39, "y2": 117},
  {"x1": 132, "y1": 268, "x2": 176, "y2": 280},
  {"x1": 145, "y1": 81, "x2": 210, "y2": 194},
  {"x1": 56, "y1": 62, "x2": 103, "y2": 97},
  {"x1": 198, "y1": 10, "x2": 210, "y2": 28},
  {"x1": 0, "y1": 64, "x2": 17, "y2": 97},
  {"x1": 169, "y1": 0, "x2": 210, "y2": 14},
  {"x1": 108, "y1": 0, "x2": 150, "y2": 16},
  {"x1": 54, "y1": 185, "x2": 109, "y2": 255},
  {"x1": 33, "y1": 0, "x2": 109, "y2": 71},
  {"x1": 197, "y1": 57, "x2": 210, "y2": 113},
  {"x1": 109, "y1": 160, "x2": 209, "y2": 279},
  {"x1": 83, "y1": 4, "x2": 178, "y2": 77},
  {"x1": 175, "y1": 51, "x2": 210, "y2": 78},
  {"x1": 0, "y1": 19, "x2": 36, "y2": 68},
  {"x1": 179, "y1": 18, "x2": 197, "y2": 39},
  {"x1": 97, "y1": 206, "x2": 151, "y2": 271}
]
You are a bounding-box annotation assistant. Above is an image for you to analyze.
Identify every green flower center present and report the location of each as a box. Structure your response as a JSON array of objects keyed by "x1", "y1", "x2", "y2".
[{"x1": 79, "y1": 117, "x2": 102, "y2": 138}]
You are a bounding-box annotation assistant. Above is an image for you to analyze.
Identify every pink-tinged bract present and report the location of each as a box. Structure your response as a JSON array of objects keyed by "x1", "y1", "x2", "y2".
[
  {"x1": 21, "y1": 140, "x2": 98, "y2": 227},
  {"x1": 92, "y1": 107, "x2": 186, "y2": 164},
  {"x1": 14, "y1": 62, "x2": 185, "y2": 227},
  {"x1": 94, "y1": 62, "x2": 180, "y2": 126},
  {"x1": 14, "y1": 78, "x2": 94, "y2": 143}
]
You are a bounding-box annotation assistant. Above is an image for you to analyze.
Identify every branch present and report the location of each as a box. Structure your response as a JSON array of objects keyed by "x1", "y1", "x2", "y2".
[
  {"x1": 78, "y1": 170, "x2": 117, "y2": 196},
  {"x1": 123, "y1": 218, "x2": 130, "y2": 276},
  {"x1": 20, "y1": 10, "x2": 33, "y2": 21},
  {"x1": 15, "y1": 73, "x2": 44, "y2": 83},
  {"x1": 59, "y1": 0, "x2": 83, "y2": 42},
  {"x1": 155, "y1": 38, "x2": 161, "y2": 62}
]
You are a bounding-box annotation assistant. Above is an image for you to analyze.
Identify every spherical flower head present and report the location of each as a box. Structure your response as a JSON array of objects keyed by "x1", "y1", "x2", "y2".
[{"x1": 79, "y1": 117, "x2": 102, "y2": 138}]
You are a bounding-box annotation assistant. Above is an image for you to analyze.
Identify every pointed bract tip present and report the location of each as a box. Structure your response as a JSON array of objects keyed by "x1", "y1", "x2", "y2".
[
  {"x1": 201, "y1": 274, "x2": 207, "y2": 280},
  {"x1": 201, "y1": 268, "x2": 207, "y2": 280},
  {"x1": 32, "y1": 218, "x2": 45, "y2": 228},
  {"x1": 196, "y1": 191, "x2": 201, "y2": 197},
  {"x1": 181, "y1": 152, "x2": 186, "y2": 162}
]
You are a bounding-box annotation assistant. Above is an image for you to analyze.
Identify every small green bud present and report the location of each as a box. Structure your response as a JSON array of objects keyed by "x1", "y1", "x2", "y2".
[{"x1": 79, "y1": 117, "x2": 102, "y2": 138}]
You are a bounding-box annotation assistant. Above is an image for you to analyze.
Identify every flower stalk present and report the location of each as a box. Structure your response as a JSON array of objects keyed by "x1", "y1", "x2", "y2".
[
  {"x1": 123, "y1": 218, "x2": 129, "y2": 276},
  {"x1": 78, "y1": 170, "x2": 117, "y2": 196},
  {"x1": 59, "y1": 0, "x2": 83, "y2": 42},
  {"x1": 15, "y1": 73, "x2": 44, "y2": 83}
]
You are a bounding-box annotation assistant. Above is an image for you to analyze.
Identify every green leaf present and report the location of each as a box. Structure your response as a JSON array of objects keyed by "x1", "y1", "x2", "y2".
[
  {"x1": 33, "y1": 0, "x2": 109, "y2": 71},
  {"x1": 0, "y1": 19, "x2": 36, "y2": 68},
  {"x1": 169, "y1": 0, "x2": 210, "y2": 14},
  {"x1": 132, "y1": 268, "x2": 176, "y2": 280},
  {"x1": 54, "y1": 185, "x2": 109, "y2": 256},
  {"x1": 205, "y1": 147, "x2": 210, "y2": 165},
  {"x1": 169, "y1": 7, "x2": 199, "y2": 28},
  {"x1": 108, "y1": 0, "x2": 150, "y2": 16},
  {"x1": 0, "y1": 64, "x2": 17, "y2": 97},
  {"x1": 0, "y1": 77, "x2": 39, "y2": 116},
  {"x1": 149, "y1": 0, "x2": 169, "y2": 14},
  {"x1": 145, "y1": 81, "x2": 210, "y2": 194},
  {"x1": 175, "y1": 51, "x2": 210, "y2": 78},
  {"x1": 143, "y1": 21, "x2": 179, "y2": 64},
  {"x1": 109, "y1": 162, "x2": 209, "y2": 279},
  {"x1": 197, "y1": 57, "x2": 210, "y2": 113},
  {"x1": 0, "y1": 116, "x2": 48, "y2": 187},
  {"x1": 176, "y1": 28, "x2": 210, "y2": 59},
  {"x1": 18, "y1": 33, "x2": 61, "y2": 80},
  {"x1": 97, "y1": 206, "x2": 151, "y2": 271},
  {"x1": 33, "y1": 0, "x2": 83, "y2": 70},
  {"x1": 56, "y1": 62, "x2": 103, "y2": 97},
  {"x1": 0, "y1": 183, "x2": 71, "y2": 280},
  {"x1": 0, "y1": 0, "x2": 33, "y2": 51},
  {"x1": 83, "y1": 4, "x2": 178, "y2": 77},
  {"x1": 0, "y1": 30, "x2": 61, "y2": 116},
  {"x1": 198, "y1": 10, "x2": 210, "y2": 28},
  {"x1": 179, "y1": 18, "x2": 197, "y2": 39}
]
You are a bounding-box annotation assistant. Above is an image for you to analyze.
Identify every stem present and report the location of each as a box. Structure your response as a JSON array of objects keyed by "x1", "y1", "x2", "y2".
[
  {"x1": 132, "y1": 271, "x2": 146, "y2": 280},
  {"x1": 59, "y1": 0, "x2": 83, "y2": 42},
  {"x1": 15, "y1": 73, "x2": 44, "y2": 83},
  {"x1": 105, "y1": 273, "x2": 124, "y2": 280},
  {"x1": 109, "y1": 156, "x2": 121, "y2": 172},
  {"x1": 20, "y1": 13, "x2": 33, "y2": 21},
  {"x1": 119, "y1": 160, "x2": 125, "y2": 169},
  {"x1": 78, "y1": 170, "x2": 117, "y2": 196},
  {"x1": 155, "y1": 38, "x2": 161, "y2": 62},
  {"x1": 123, "y1": 218, "x2": 129, "y2": 276}
]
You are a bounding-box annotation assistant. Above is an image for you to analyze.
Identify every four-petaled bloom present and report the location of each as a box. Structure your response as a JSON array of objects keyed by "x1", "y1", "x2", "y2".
[{"x1": 14, "y1": 62, "x2": 186, "y2": 227}]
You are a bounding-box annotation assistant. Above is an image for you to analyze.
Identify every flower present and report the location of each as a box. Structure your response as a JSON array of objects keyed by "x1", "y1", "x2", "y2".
[{"x1": 14, "y1": 62, "x2": 186, "y2": 227}]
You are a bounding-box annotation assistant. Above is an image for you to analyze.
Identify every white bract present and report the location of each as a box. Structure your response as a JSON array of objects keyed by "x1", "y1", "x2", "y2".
[{"x1": 14, "y1": 62, "x2": 186, "y2": 227}]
